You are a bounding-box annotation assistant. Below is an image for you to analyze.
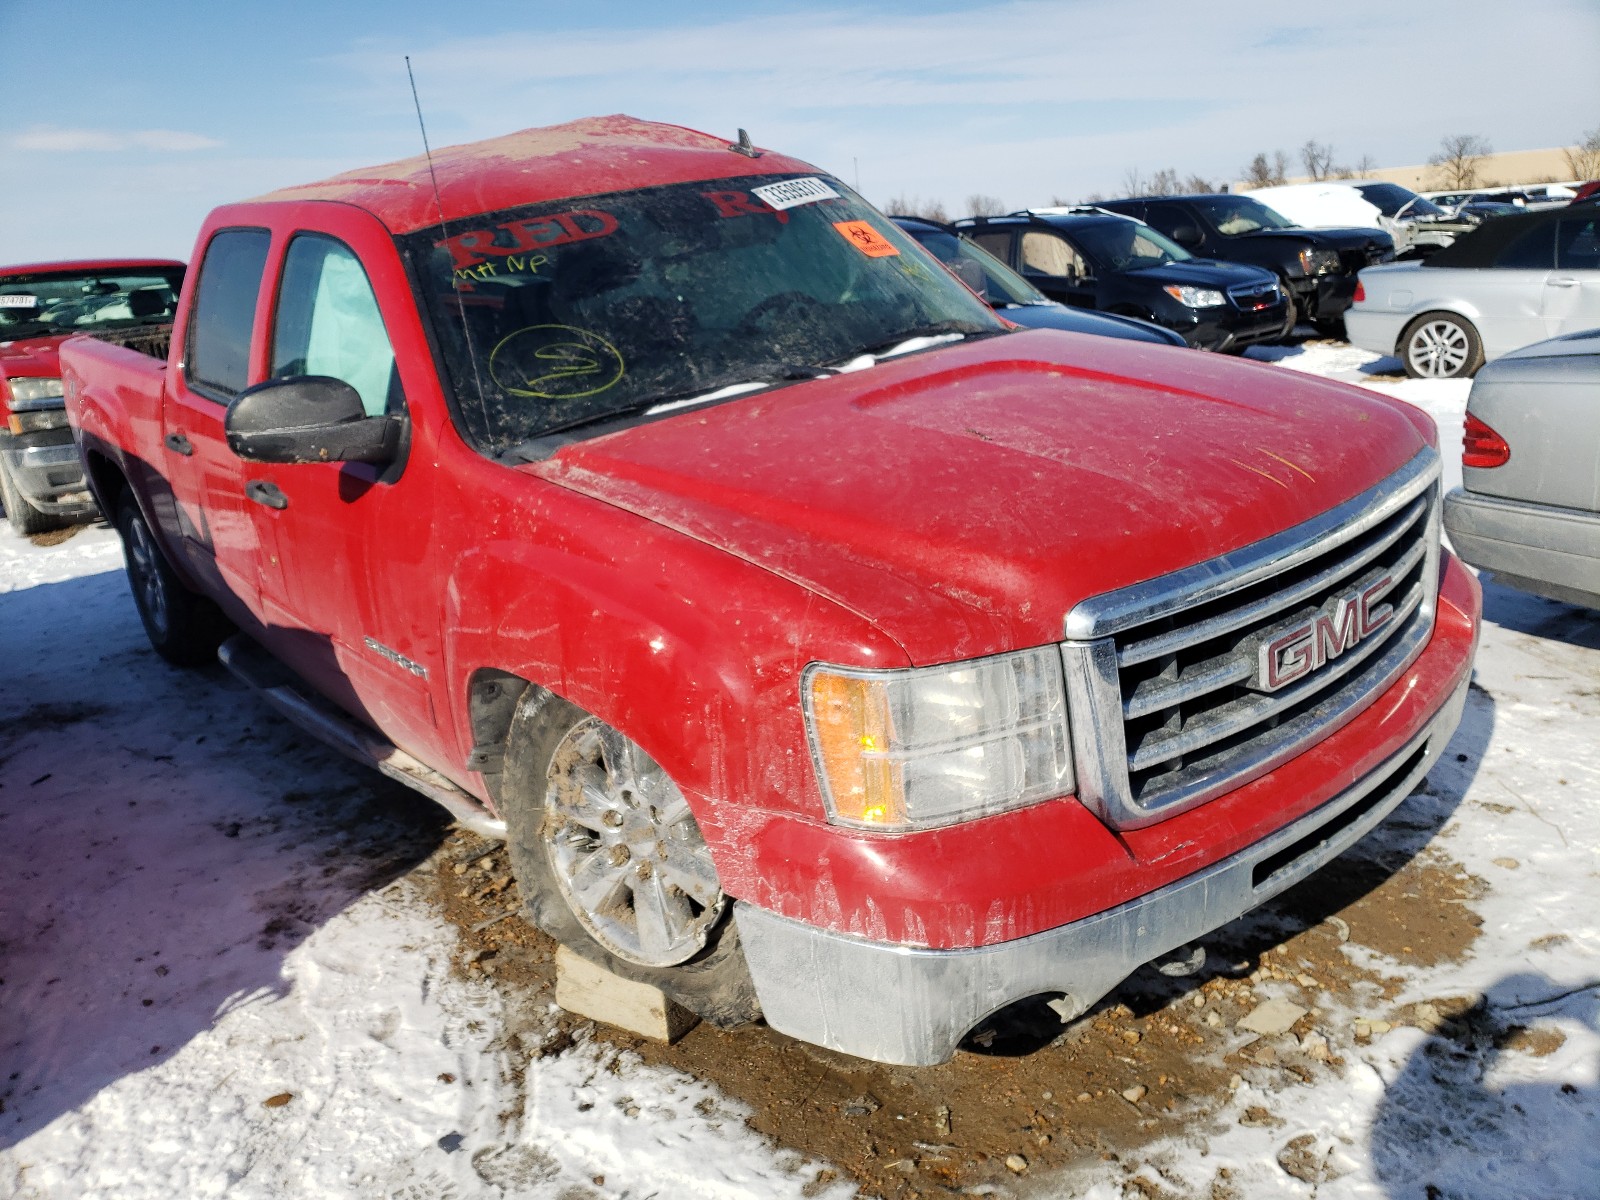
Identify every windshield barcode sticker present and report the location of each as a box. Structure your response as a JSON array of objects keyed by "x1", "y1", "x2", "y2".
[
  {"x1": 0, "y1": 295, "x2": 39, "y2": 309},
  {"x1": 751, "y1": 177, "x2": 840, "y2": 211}
]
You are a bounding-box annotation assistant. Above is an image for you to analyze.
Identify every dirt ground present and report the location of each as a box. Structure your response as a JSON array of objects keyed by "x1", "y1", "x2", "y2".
[{"x1": 427, "y1": 777, "x2": 1506, "y2": 1200}]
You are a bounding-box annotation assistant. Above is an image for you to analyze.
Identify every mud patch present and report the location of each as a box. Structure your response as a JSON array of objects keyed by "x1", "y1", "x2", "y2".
[{"x1": 429, "y1": 822, "x2": 1492, "y2": 1199}]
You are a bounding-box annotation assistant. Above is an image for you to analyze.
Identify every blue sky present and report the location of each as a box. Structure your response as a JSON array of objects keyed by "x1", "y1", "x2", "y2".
[{"x1": 2, "y1": 0, "x2": 1596, "y2": 263}]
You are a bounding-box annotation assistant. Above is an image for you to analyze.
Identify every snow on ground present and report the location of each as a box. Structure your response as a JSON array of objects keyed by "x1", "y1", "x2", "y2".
[{"x1": 2, "y1": 340, "x2": 1597, "y2": 1199}]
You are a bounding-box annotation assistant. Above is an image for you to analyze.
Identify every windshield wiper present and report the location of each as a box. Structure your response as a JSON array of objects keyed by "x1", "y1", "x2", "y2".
[
  {"x1": 504, "y1": 364, "x2": 827, "y2": 462},
  {"x1": 828, "y1": 322, "x2": 995, "y2": 368}
]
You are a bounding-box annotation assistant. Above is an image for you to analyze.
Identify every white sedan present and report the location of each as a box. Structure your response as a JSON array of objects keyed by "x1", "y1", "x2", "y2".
[{"x1": 1345, "y1": 206, "x2": 1600, "y2": 377}]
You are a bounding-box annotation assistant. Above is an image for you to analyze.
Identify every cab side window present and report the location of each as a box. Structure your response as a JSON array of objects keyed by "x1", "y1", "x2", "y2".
[
  {"x1": 187, "y1": 229, "x2": 271, "y2": 401},
  {"x1": 1021, "y1": 231, "x2": 1086, "y2": 278},
  {"x1": 1493, "y1": 224, "x2": 1555, "y2": 269},
  {"x1": 271, "y1": 235, "x2": 399, "y2": 417}
]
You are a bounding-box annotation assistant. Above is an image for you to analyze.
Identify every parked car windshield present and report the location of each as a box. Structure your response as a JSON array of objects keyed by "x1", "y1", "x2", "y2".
[
  {"x1": 903, "y1": 226, "x2": 1046, "y2": 306},
  {"x1": 0, "y1": 267, "x2": 184, "y2": 341},
  {"x1": 1070, "y1": 220, "x2": 1192, "y2": 271},
  {"x1": 399, "y1": 176, "x2": 1006, "y2": 452},
  {"x1": 1189, "y1": 196, "x2": 1298, "y2": 235},
  {"x1": 1354, "y1": 183, "x2": 1448, "y2": 220}
]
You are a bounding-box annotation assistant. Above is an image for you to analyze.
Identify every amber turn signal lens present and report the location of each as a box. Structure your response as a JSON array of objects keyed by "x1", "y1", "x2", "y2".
[{"x1": 805, "y1": 671, "x2": 905, "y2": 826}]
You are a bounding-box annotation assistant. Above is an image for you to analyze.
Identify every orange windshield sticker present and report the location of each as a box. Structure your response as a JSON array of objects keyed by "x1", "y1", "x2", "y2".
[{"x1": 833, "y1": 221, "x2": 900, "y2": 258}]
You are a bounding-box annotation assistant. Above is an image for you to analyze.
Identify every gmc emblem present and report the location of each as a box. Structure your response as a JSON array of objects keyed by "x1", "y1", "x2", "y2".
[{"x1": 1255, "y1": 576, "x2": 1395, "y2": 692}]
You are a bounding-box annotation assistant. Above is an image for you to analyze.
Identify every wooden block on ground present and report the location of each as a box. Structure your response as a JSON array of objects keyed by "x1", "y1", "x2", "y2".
[{"x1": 555, "y1": 945, "x2": 700, "y2": 1043}]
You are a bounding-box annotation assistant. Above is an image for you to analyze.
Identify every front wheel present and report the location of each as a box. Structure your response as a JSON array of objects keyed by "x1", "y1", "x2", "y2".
[
  {"x1": 1400, "y1": 311, "x2": 1484, "y2": 379},
  {"x1": 501, "y1": 686, "x2": 760, "y2": 1027},
  {"x1": 116, "y1": 490, "x2": 230, "y2": 666}
]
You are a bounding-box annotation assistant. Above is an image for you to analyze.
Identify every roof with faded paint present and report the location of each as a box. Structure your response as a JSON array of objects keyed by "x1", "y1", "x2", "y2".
[{"x1": 250, "y1": 115, "x2": 821, "y2": 235}]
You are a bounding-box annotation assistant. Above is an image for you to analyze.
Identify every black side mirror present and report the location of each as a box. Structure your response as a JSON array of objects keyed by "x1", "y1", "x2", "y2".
[
  {"x1": 1170, "y1": 224, "x2": 1201, "y2": 248},
  {"x1": 226, "y1": 376, "x2": 400, "y2": 465}
]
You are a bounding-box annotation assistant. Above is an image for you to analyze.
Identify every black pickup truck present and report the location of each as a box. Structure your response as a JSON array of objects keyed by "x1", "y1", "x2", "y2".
[{"x1": 1097, "y1": 194, "x2": 1393, "y2": 336}]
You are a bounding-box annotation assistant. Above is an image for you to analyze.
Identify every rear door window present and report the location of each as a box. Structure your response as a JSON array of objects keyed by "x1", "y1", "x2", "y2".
[
  {"x1": 1493, "y1": 224, "x2": 1556, "y2": 269},
  {"x1": 968, "y1": 230, "x2": 1015, "y2": 264},
  {"x1": 187, "y1": 229, "x2": 271, "y2": 401},
  {"x1": 1556, "y1": 217, "x2": 1600, "y2": 270},
  {"x1": 271, "y1": 234, "x2": 400, "y2": 417}
]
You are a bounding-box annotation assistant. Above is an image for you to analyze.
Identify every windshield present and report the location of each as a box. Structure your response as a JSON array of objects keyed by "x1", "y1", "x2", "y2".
[
  {"x1": 1190, "y1": 196, "x2": 1297, "y2": 235},
  {"x1": 0, "y1": 267, "x2": 184, "y2": 341},
  {"x1": 905, "y1": 227, "x2": 1045, "y2": 306},
  {"x1": 399, "y1": 175, "x2": 1005, "y2": 451},
  {"x1": 1070, "y1": 220, "x2": 1191, "y2": 271},
  {"x1": 1355, "y1": 183, "x2": 1447, "y2": 220}
]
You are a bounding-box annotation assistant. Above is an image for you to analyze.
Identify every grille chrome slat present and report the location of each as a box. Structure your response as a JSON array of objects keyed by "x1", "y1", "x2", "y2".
[
  {"x1": 1127, "y1": 580, "x2": 1424, "y2": 771},
  {"x1": 1121, "y1": 531, "x2": 1430, "y2": 720},
  {"x1": 1117, "y1": 494, "x2": 1429, "y2": 668},
  {"x1": 1060, "y1": 448, "x2": 1442, "y2": 832}
]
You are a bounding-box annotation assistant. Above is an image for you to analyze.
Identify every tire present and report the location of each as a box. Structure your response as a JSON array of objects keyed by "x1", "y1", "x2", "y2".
[
  {"x1": 501, "y1": 685, "x2": 760, "y2": 1028},
  {"x1": 1274, "y1": 278, "x2": 1300, "y2": 342},
  {"x1": 0, "y1": 454, "x2": 60, "y2": 536},
  {"x1": 115, "y1": 489, "x2": 231, "y2": 666},
  {"x1": 1400, "y1": 311, "x2": 1484, "y2": 379}
]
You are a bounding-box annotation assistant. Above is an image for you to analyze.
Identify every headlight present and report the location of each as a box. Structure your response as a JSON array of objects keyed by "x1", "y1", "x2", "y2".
[
  {"x1": 1162, "y1": 285, "x2": 1225, "y2": 308},
  {"x1": 6, "y1": 376, "x2": 65, "y2": 409},
  {"x1": 1297, "y1": 248, "x2": 1341, "y2": 276},
  {"x1": 803, "y1": 647, "x2": 1073, "y2": 831},
  {"x1": 7, "y1": 408, "x2": 69, "y2": 434}
]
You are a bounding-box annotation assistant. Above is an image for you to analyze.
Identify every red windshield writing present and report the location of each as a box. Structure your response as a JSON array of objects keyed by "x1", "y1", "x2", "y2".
[
  {"x1": 702, "y1": 191, "x2": 790, "y2": 224},
  {"x1": 438, "y1": 209, "x2": 619, "y2": 271}
]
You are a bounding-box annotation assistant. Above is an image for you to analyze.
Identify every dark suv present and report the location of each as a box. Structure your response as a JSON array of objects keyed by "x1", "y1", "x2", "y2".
[
  {"x1": 956, "y1": 208, "x2": 1287, "y2": 352},
  {"x1": 1097, "y1": 194, "x2": 1393, "y2": 335}
]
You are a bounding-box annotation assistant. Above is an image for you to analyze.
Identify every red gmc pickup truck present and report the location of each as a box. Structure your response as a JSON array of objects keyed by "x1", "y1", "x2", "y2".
[
  {"x1": 1, "y1": 259, "x2": 183, "y2": 533},
  {"x1": 61, "y1": 116, "x2": 1480, "y2": 1065}
]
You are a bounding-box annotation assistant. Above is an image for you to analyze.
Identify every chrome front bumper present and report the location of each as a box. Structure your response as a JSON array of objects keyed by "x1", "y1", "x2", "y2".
[
  {"x1": 2, "y1": 441, "x2": 94, "y2": 513},
  {"x1": 734, "y1": 675, "x2": 1469, "y2": 1066}
]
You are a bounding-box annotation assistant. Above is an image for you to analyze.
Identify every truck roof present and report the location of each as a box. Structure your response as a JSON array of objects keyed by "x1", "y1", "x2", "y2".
[
  {"x1": 1, "y1": 258, "x2": 185, "y2": 277},
  {"x1": 250, "y1": 114, "x2": 821, "y2": 235}
]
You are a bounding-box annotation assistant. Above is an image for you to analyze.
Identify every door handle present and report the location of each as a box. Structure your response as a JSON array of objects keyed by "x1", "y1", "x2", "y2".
[
  {"x1": 245, "y1": 479, "x2": 288, "y2": 510},
  {"x1": 1548, "y1": 277, "x2": 1580, "y2": 288},
  {"x1": 164, "y1": 432, "x2": 194, "y2": 456}
]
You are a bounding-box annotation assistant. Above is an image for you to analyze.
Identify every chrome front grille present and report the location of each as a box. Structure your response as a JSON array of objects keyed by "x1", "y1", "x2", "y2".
[{"x1": 1059, "y1": 449, "x2": 1441, "y2": 830}]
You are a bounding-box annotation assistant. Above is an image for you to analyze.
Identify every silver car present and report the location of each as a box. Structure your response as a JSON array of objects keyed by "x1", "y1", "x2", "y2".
[
  {"x1": 1443, "y1": 328, "x2": 1600, "y2": 610},
  {"x1": 1347, "y1": 206, "x2": 1600, "y2": 378}
]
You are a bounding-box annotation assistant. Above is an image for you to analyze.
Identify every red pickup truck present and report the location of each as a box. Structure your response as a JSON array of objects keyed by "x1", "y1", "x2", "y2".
[
  {"x1": 61, "y1": 116, "x2": 1480, "y2": 1065},
  {"x1": 1, "y1": 259, "x2": 183, "y2": 533}
]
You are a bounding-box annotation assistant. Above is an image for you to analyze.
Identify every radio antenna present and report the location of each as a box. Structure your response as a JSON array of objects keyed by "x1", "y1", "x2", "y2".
[{"x1": 406, "y1": 56, "x2": 490, "y2": 436}]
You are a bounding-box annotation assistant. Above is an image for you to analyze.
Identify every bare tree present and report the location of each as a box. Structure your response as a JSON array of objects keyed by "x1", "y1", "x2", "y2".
[
  {"x1": 1273, "y1": 150, "x2": 1290, "y2": 185},
  {"x1": 1120, "y1": 167, "x2": 1146, "y2": 197},
  {"x1": 1564, "y1": 126, "x2": 1600, "y2": 180},
  {"x1": 1183, "y1": 173, "x2": 1216, "y2": 194},
  {"x1": 1080, "y1": 192, "x2": 1106, "y2": 205},
  {"x1": 1242, "y1": 152, "x2": 1280, "y2": 188},
  {"x1": 1428, "y1": 134, "x2": 1493, "y2": 190},
  {"x1": 1301, "y1": 140, "x2": 1337, "y2": 181},
  {"x1": 882, "y1": 195, "x2": 949, "y2": 222},
  {"x1": 964, "y1": 193, "x2": 1008, "y2": 217},
  {"x1": 1350, "y1": 154, "x2": 1378, "y2": 179},
  {"x1": 1149, "y1": 168, "x2": 1181, "y2": 196}
]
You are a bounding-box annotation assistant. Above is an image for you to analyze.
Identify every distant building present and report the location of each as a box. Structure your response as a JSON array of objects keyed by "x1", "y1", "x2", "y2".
[{"x1": 1233, "y1": 145, "x2": 1588, "y2": 193}]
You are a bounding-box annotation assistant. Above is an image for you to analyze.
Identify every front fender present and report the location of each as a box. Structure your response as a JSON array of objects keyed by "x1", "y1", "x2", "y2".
[{"x1": 440, "y1": 515, "x2": 910, "y2": 898}]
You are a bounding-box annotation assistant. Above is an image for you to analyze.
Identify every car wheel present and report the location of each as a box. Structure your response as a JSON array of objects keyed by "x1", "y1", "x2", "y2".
[
  {"x1": 501, "y1": 685, "x2": 761, "y2": 1028},
  {"x1": 1400, "y1": 312, "x2": 1484, "y2": 379},
  {"x1": 116, "y1": 489, "x2": 231, "y2": 666},
  {"x1": 0, "y1": 454, "x2": 61, "y2": 536}
]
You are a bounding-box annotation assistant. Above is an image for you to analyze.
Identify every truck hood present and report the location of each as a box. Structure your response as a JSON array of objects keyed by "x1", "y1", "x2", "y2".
[
  {"x1": 532, "y1": 330, "x2": 1430, "y2": 664},
  {"x1": 0, "y1": 333, "x2": 66, "y2": 378}
]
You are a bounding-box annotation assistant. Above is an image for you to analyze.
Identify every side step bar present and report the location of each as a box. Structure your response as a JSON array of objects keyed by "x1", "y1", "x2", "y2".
[{"x1": 218, "y1": 635, "x2": 507, "y2": 840}]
